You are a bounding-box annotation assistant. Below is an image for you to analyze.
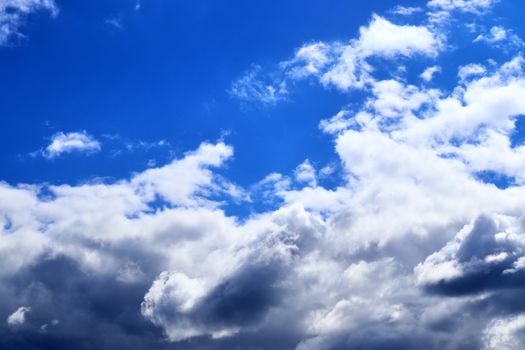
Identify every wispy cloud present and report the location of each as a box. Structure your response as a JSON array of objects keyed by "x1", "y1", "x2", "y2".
[
  {"x1": 0, "y1": 0, "x2": 58, "y2": 45},
  {"x1": 229, "y1": 65, "x2": 288, "y2": 105}
]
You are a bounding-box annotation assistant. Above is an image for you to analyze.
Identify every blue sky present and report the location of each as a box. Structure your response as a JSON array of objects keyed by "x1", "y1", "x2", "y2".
[
  {"x1": 1, "y1": 0, "x2": 390, "y2": 186},
  {"x1": 3, "y1": 1, "x2": 525, "y2": 349}
]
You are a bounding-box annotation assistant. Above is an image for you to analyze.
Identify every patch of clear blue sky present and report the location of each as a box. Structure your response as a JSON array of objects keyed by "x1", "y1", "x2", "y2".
[{"x1": 1, "y1": 0, "x2": 524, "y2": 198}]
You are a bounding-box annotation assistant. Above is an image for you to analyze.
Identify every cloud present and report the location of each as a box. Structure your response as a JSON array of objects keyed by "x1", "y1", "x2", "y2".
[
  {"x1": 42, "y1": 131, "x2": 101, "y2": 158},
  {"x1": 315, "y1": 15, "x2": 441, "y2": 91},
  {"x1": 483, "y1": 314, "x2": 525, "y2": 350},
  {"x1": 105, "y1": 17, "x2": 123, "y2": 30},
  {"x1": 458, "y1": 62, "x2": 487, "y2": 82},
  {"x1": 474, "y1": 26, "x2": 524, "y2": 48},
  {"x1": 4, "y1": 1, "x2": 525, "y2": 349},
  {"x1": 426, "y1": 0, "x2": 497, "y2": 23},
  {"x1": 427, "y1": 0, "x2": 497, "y2": 13},
  {"x1": 420, "y1": 65, "x2": 441, "y2": 82},
  {"x1": 0, "y1": 0, "x2": 58, "y2": 46},
  {"x1": 294, "y1": 160, "x2": 317, "y2": 187},
  {"x1": 415, "y1": 215, "x2": 525, "y2": 295},
  {"x1": 391, "y1": 6, "x2": 423, "y2": 16},
  {"x1": 229, "y1": 65, "x2": 288, "y2": 105},
  {"x1": 7, "y1": 307, "x2": 30, "y2": 326},
  {"x1": 233, "y1": 15, "x2": 441, "y2": 100}
]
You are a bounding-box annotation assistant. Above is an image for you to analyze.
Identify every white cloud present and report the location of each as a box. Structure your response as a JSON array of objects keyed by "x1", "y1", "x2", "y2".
[
  {"x1": 396, "y1": 56, "x2": 525, "y2": 146},
  {"x1": 426, "y1": 0, "x2": 497, "y2": 24},
  {"x1": 319, "y1": 15, "x2": 441, "y2": 91},
  {"x1": 420, "y1": 65, "x2": 441, "y2": 82},
  {"x1": 358, "y1": 15, "x2": 439, "y2": 57},
  {"x1": 131, "y1": 142, "x2": 239, "y2": 206},
  {"x1": 0, "y1": 0, "x2": 58, "y2": 45},
  {"x1": 319, "y1": 110, "x2": 356, "y2": 135},
  {"x1": 474, "y1": 26, "x2": 524, "y2": 48},
  {"x1": 483, "y1": 314, "x2": 525, "y2": 350},
  {"x1": 392, "y1": 6, "x2": 423, "y2": 16},
  {"x1": 285, "y1": 42, "x2": 332, "y2": 78},
  {"x1": 427, "y1": 0, "x2": 496, "y2": 13},
  {"x1": 295, "y1": 159, "x2": 317, "y2": 187},
  {"x1": 458, "y1": 63, "x2": 487, "y2": 82},
  {"x1": 229, "y1": 65, "x2": 287, "y2": 104},
  {"x1": 475, "y1": 26, "x2": 507, "y2": 42},
  {"x1": 7, "y1": 306, "x2": 31, "y2": 326},
  {"x1": 43, "y1": 131, "x2": 101, "y2": 158},
  {"x1": 240, "y1": 15, "x2": 441, "y2": 97},
  {"x1": 367, "y1": 79, "x2": 440, "y2": 120}
]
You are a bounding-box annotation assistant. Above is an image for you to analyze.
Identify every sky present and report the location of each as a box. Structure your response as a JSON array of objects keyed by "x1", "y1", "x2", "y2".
[{"x1": 2, "y1": 0, "x2": 525, "y2": 349}]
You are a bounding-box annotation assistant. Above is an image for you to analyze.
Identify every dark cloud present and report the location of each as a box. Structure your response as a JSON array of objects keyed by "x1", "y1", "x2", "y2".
[
  {"x1": 195, "y1": 262, "x2": 282, "y2": 327},
  {"x1": 0, "y1": 255, "x2": 172, "y2": 350},
  {"x1": 421, "y1": 215, "x2": 525, "y2": 296}
]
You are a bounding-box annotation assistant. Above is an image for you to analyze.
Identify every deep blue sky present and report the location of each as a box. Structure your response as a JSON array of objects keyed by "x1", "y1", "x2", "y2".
[{"x1": 0, "y1": 0, "x2": 427, "y2": 186}]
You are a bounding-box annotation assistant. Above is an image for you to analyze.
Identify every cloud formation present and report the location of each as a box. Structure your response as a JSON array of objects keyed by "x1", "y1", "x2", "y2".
[{"x1": 3, "y1": 0, "x2": 525, "y2": 349}]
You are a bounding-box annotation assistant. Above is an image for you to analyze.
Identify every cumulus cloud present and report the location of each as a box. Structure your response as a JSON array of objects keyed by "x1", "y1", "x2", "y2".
[
  {"x1": 42, "y1": 131, "x2": 101, "y2": 158},
  {"x1": 0, "y1": 0, "x2": 58, "y2": 45},
  {"x1": 4, "y1": 1, "x2": 525, "y2": 349},
  {"x1": 233, "y1": 15, "x2": 441, "y2": 99},
  {"x1": 312, "y1": 15, "x2": 441, "y2": 91}
]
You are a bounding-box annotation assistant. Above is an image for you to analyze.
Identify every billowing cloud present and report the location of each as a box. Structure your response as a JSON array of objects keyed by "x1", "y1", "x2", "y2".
[
  {"x1": 3, "y1": 1, "x2": 525, "y2": 349},
  {"x1": 288, "y1": 15, "x2": 441, "y2": 91}
]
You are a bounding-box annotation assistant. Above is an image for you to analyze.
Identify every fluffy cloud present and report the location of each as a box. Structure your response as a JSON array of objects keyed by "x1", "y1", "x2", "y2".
[
  {"x1": 43, "y1": 131, "x2": 101, "y2": 158},
  {"x1": 4, "y1": 1, "x2": 525, "y2": 349},
  {"x1": 232, "y1": 14, "x2": 441, "y2": 99},
  {"x1": 0, "y1": 0, "x2": 58, "y2": 45},
  {"x1": 297, "y1": 15, "x2": 441, "y2": 91}
]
